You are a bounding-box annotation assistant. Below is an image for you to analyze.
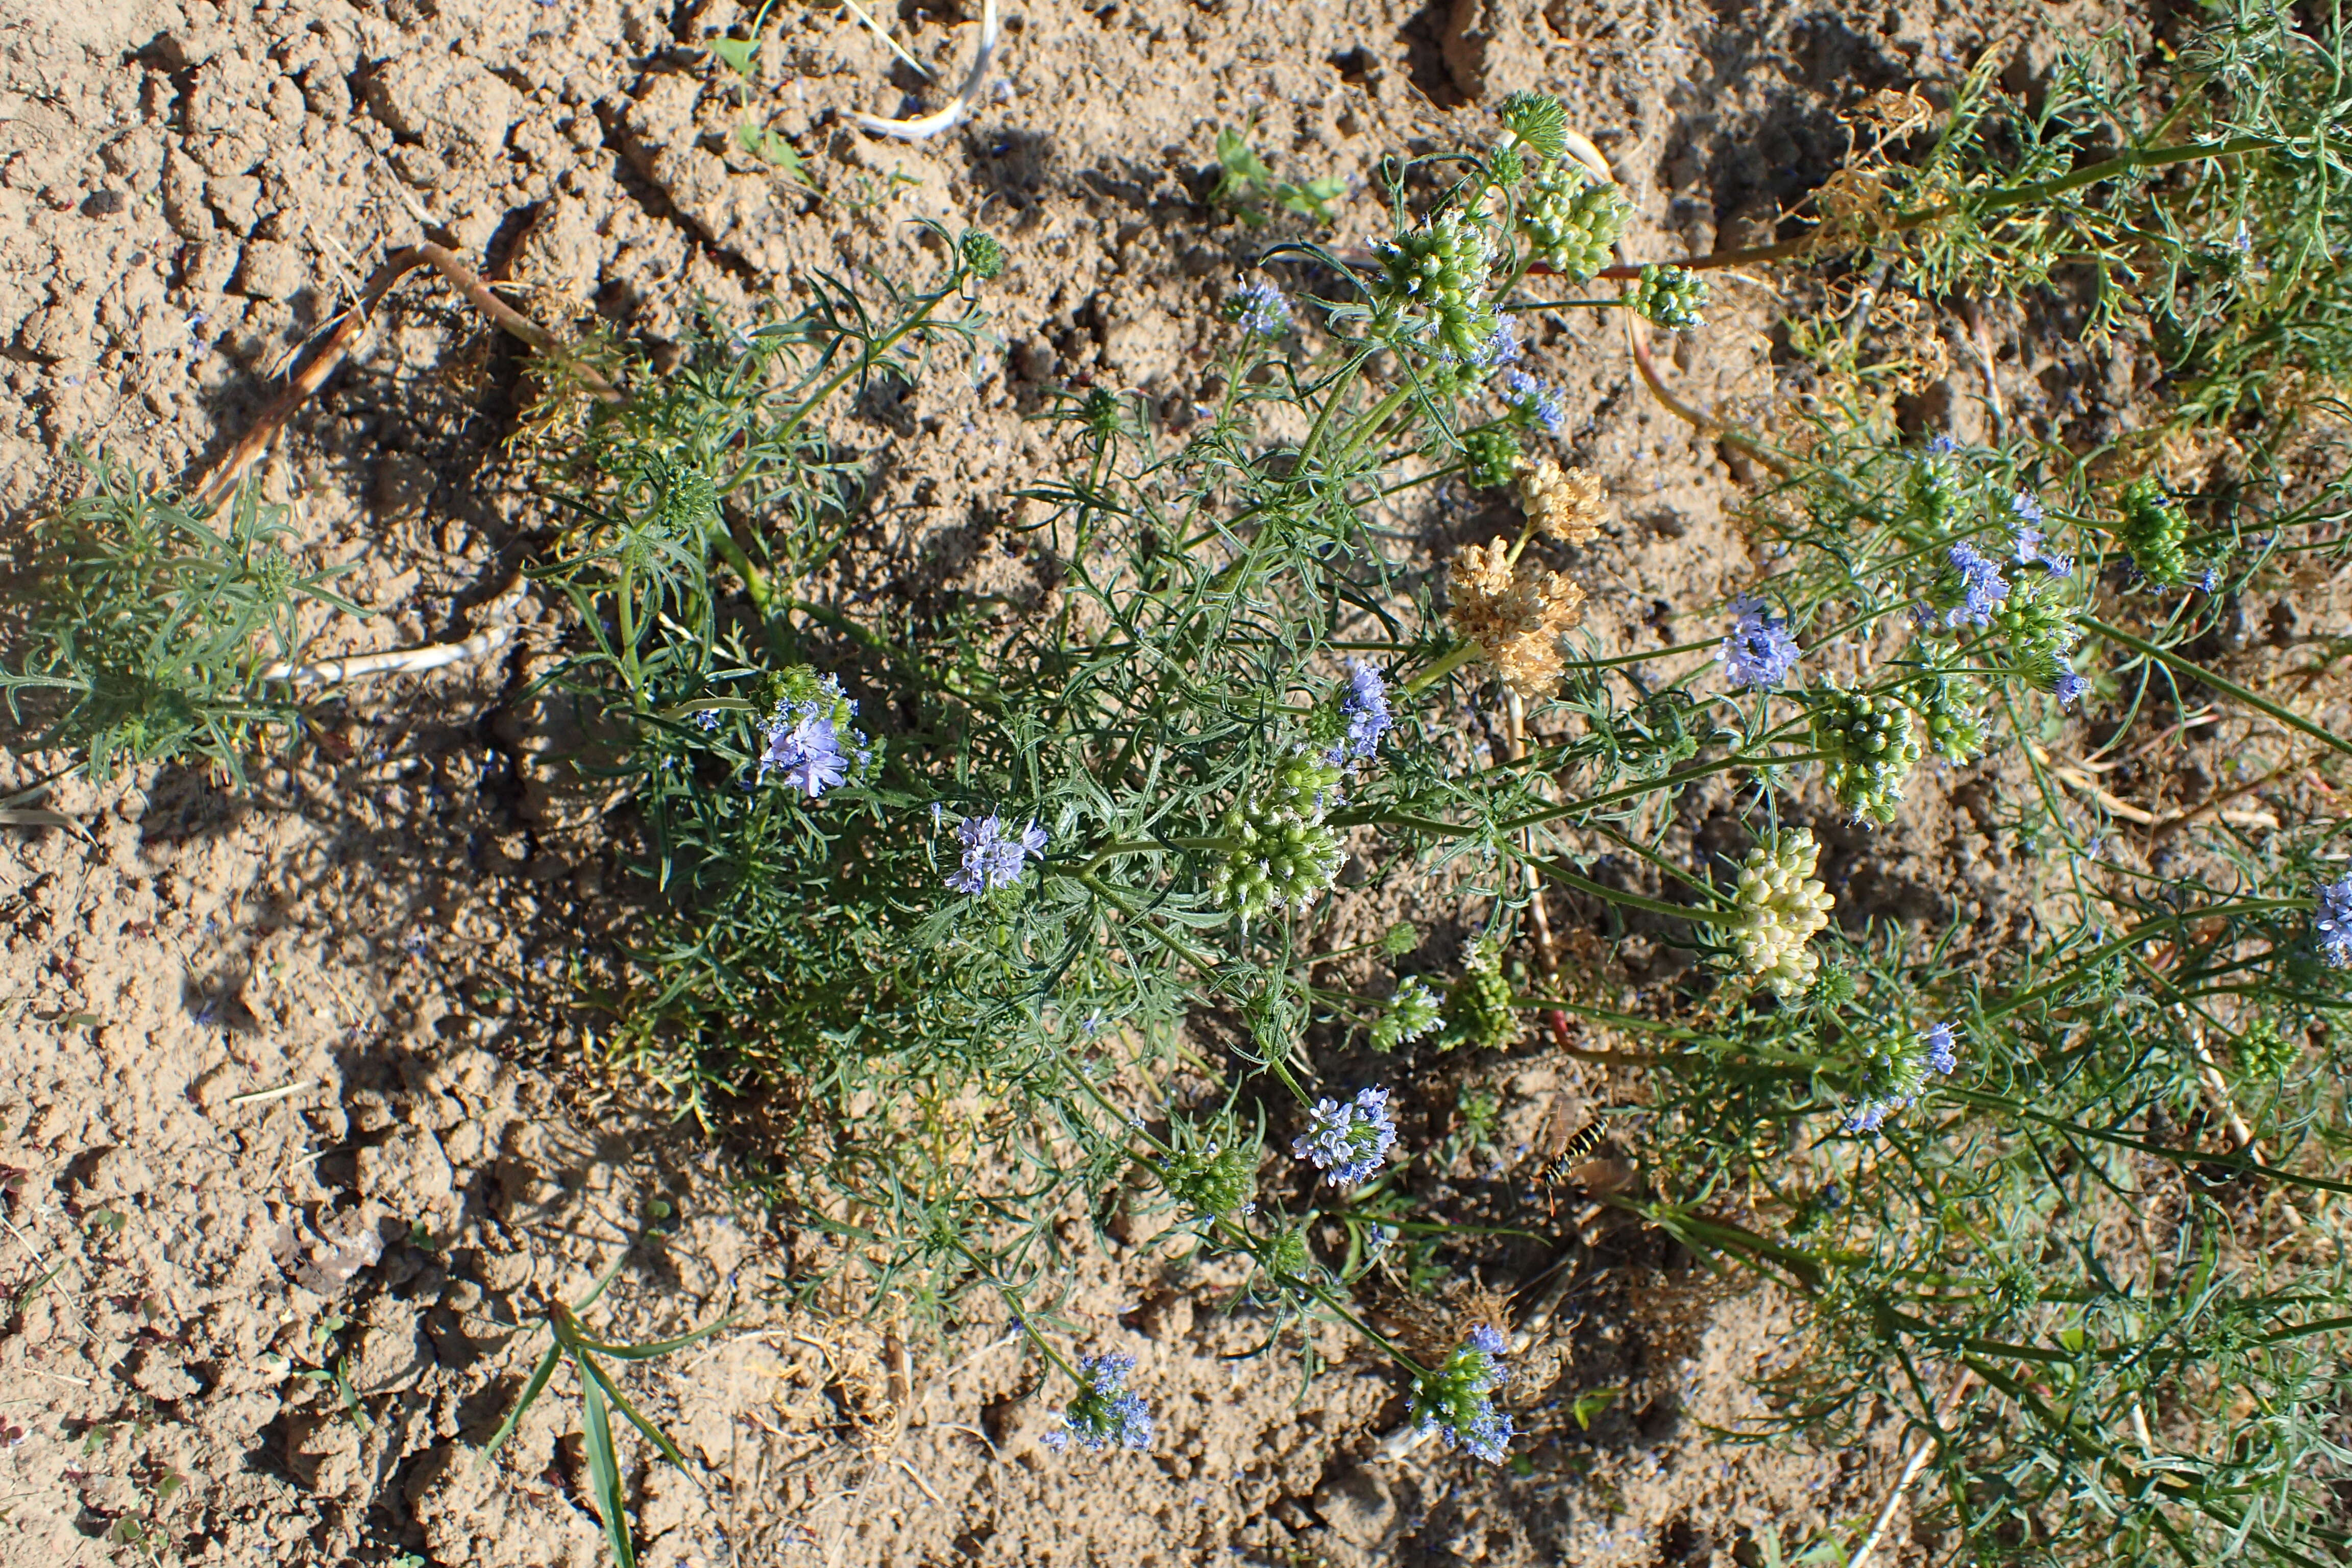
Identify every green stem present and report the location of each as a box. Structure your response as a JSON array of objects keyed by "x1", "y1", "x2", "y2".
[
  {"x1": 1401, "y1": 642, "x2": 1482, "y2": 696},
  {"x1": 1942, "y1": 1086, "x2": 2352, "y2": 1196},
  {"x1": 773, "y1": 293, "x2": 954, "y2": 445},
  {"x1": 1077, "y1": 873, "x2": 1222, "y2": 977},
  {"x1": 1976, "y1": 136, "x2": 2273, "y2": 213},
  {"x1": 2082, "y1": 618, "x2": 2352, "y2": 763},
  {"x1": 1524, "y1": 855, "x2": 1736, "y2": 926},
  {"x1": 1980, "y1": 897, "x2": 2313, "y2": 1023}
]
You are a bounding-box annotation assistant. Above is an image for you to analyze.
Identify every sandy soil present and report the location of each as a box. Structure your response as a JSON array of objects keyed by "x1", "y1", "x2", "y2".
[{"x1": 0, "y1": 1, "x2": 2163, "y2": 1564}]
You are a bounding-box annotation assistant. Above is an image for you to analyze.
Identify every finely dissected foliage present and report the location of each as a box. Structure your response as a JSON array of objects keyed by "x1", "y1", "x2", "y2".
[
  {"x1": 491, "y1": 15, "x2": 2352, "y2": 1558},
  {"x1": 1, "y1": 453, "x2": 357, "y2": 780},
  {"x1": 9, "y1": 7, "x2": 2351, "y2": 1566}
]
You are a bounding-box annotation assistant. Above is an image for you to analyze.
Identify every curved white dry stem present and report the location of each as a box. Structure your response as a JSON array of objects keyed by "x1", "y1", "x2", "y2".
[
  {"x1": 1559, "y1": 128, "x2": 1615, "y2": 185},
  {"x1": 851, "y1": 0, "x2": 998, "y2": 140},
  {"x1": 1846, "y1": 1433, "x2": 1939, "y2": 1568},
  {"x1": 1848, "y1": 1369, "x2": 1975, "y2": 1568},
  {"x1": 260, "y1": 622, "x2": 517, "y2": 685}
]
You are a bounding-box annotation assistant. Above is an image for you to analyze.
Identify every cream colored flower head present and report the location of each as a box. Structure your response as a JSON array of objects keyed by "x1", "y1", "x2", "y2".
[
  {"x1": 1446, "y1": 538, "x2": 1586, "y2": 700},
  {"x1": 1519, "y1": 459, "x2": 1607, "y2": 546},
  {"x1": 1727, "y1": 828, "x2": 1835, "y2": 997}
]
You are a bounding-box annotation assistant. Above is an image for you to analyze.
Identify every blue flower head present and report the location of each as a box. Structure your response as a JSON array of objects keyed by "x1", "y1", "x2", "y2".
[
  {"x1": 1719, "y1": 594, "x2": 1801, "y2": 690},
  {"x1": 1230, "y1": 279, "x2": 1291, "y2": 340},
  {"x1": 1844, "y1": 1022, "x2": 1959, "y2": 1135},
  {"x1": 1941, "y1": 542, "x2": 2011, "y2": 629},
  {"x1": 1498, "y1": 368, "x2": 1566, "y2": 435},
  {"x1": 1927, "y1": 433, "x2": 1959, "y2": 456},
  {"x1": 1471, "y1": 315, "x2": 1523, "y2": 370},
  {"x1": 1322, "y1": 660, "x2": 1393, "y2": 767},
  {"x1": 1043, "y1": 1351, "x2": 1154, "y2": 1454},
  {"x1": 756, "y1": 671, "x2": 870, "y2": 799},
  {"x1": 693, "y1": 708, "x2": 723, "y2": 732},
  {"x1": 2052, "y1": 672, "x2": 2092, "y2": 708},
  {"x1": 2010, "y1": 522, "x2": 2074, "y2": 578},
  {"x1": 2315, "y1": 874, "x2": 2352, "y2": 969},
  {"x1": 947, "y1": 814, "x2": 1049, "y2": 894},
  {"x1": 1411, "y1": 1333, "x2": 1513, "y2": 1464},
  {"x1": 1291, "y1": 1087, "x2": 1399, "y2": 1186},
  {"x1": 1922, "y1": 1021, "x2": 1959, "y2": 1076},
  {"x1": 761, "y1": 716, "x2": 848, "y2": 797}
]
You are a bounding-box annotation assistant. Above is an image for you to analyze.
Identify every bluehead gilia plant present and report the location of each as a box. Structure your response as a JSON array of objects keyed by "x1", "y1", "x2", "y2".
[
  {"x1": 526, "y1": 20, "x2": 2352, "y2": 1556},
  {"x1": 1, "y1": 5, "x2": 2346, "y2": 1563}
]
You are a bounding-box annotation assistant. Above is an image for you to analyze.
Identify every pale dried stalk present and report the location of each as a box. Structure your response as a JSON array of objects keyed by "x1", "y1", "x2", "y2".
[
  {"x1": 1505, "y1": 693, "x2": 1562, "y2": 978},
  {"x1": 193, "y1": 241, "x2": 619, "y2": 509},
  {"x1": 1848, "y1": 1370, "x2": 1976, "y2": 1568},
  {"x1": 258, "y1": 623, "x2": 516, "y2": 686},
  {"x1": 851, "y1": 0, "x2": 999, "y2": 141}
]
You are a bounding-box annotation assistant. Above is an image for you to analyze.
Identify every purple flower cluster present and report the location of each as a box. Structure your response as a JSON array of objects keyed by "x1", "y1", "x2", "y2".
[
  {"x1": 1719, "y1": 594, "x2": 1801, "y2": 690},
  {"x1": 1942, "y1": 542, "x2": 2011, "y2": 629},
  {"x1": 755, "y1": 674, "x2": 870, "y2": 799},
  {"x1": 1325, "y1": 660, "x2": 1393, "y2": 767},
  {"x1": 1291, "y1": 1087, "x2": 1399, "y2": 1186},
  {"x1": 2052, "y1": 671, "x2": 2093, "y2": 708},
  {"x1": 1471, "y1": 316, "x2": 1523, "y2": 371},
  {"x1": 760, "y1": 717, "x2": 848, "y2": 797},
  {"x1": 1922, "y1": 1021, "x2": 1958, "y2": 1075},
  {"x1": 1231, "y1": 280, "x2": 1291, "y2": 340},
  {"x1": 946, "y1": 815, "x2": 1049, "y2": 894},
  {"x1": 2315, "y1": 874, "x2": 2352, "y2": 969},
  {"x1": 2008, "y1": 494, "x2": 2073, "y2": 577},
  {"x1": 1845, "y1": 1021, "x2": 1961, "y2": 1135},
  {"x1": 1043, "y1": 1351, "x2": 1154, "y2": 1453},
  {"x1": 1413, "y1": 1329, "x2": 1514, "y2": 1464},
  {"x1": 1499, "y1": 368, "x2": 1566, "y2": 435}
]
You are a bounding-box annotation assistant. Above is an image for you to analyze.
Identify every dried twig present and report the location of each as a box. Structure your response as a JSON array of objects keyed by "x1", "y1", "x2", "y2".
[
  {"x1": 193, "y1": 242, "x2": 619, "y2": 509},
  {"x1": 851, "y1": 0, "x2": 998, "y2": 141},
  {"x1": 1849, "y1": 1370, "x2": 1977, "y2": 1568},
  {"x1": 257, "y1": 622, "x2": 518, "y2": 687}
]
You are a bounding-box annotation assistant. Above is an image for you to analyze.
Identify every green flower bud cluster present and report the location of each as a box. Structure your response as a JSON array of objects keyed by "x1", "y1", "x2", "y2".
[
  {"x1": 2118, "y1": 476, "x2": 2191, "y2": 585},
  {"x1": 1440, "y1": 936, "x2": 1518, "y2": 1052},
  {"x1": 1810, "y1": 689, "x2": 1922, "y2": 824},
  {"x1": 1494, "y1": 90, "x2": 1569, "y2": 161},
  {"x1": 251, "y1": 547, "x2": 299, "y2": 603},
  {"x1": 1518, "y1": 162, "x2": 1628, "y2": 283},
  {"x1": 1160, "y1": 1124, "x2": 1259, "y2": 1217},
  {"x1": 761, "y1": 664, "x2": 859, "y2": 732},
  {"x1": 1633, "y1": 264, "x2": 1708, "y2": 330},
  {"x1": 644, "y1": 452, "x2": 718, "y2": 538},
  {"x1": 1727, "y1": 828, "x2": 1835, "y2": 997},
  {"x1": 1373, "y1": 207, "x2": 1500, "y2": 361},
  {"x1": 1907, "y1": 449, "x2": 1965, "y2": 531},
  {"x1": 1916, "y1": 674, "x2": 1987, "y2": 764},
  {"x1": 1461, "y1": 425, "x2": 1523, "y2": 489},
  {"x1": 1370, "y1": 974, "x2": 1442, "y2": 1053},
  {"x1": 1209, "y1": 751, "x2": 1346, "y2": 920},
  {"x1": 2233, "y1": 1016, "x2": 2300, "y2": 1080},
  {"x1": 959, "y1": 228, "x2": 1007, "y2": 280},
  {"x1": 1264, "y1": 1223, "x2": 1314, "y2": 1283},
  {"x1": 1992, "y1": 589, "x2": 2084, "y2": 691}
]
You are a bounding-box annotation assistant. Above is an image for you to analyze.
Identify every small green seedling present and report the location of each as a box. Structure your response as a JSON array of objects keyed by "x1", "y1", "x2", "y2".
[
  {"x1": 1568, "y1": 1386, "x2": 1620, "y2": 1430},
  {"x1": 478, "y1": 1249, "x2": 736, "y2": 1567},
  {"x1": 709, "y1": 1, "x2": 809, "y2": 187},
  {"x1": 1209, "y1": 127, "x2": 1344, "y2": 227},
  {"x1": 293, "y1": 1312, "x2": 373, "y2": 1436}
]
